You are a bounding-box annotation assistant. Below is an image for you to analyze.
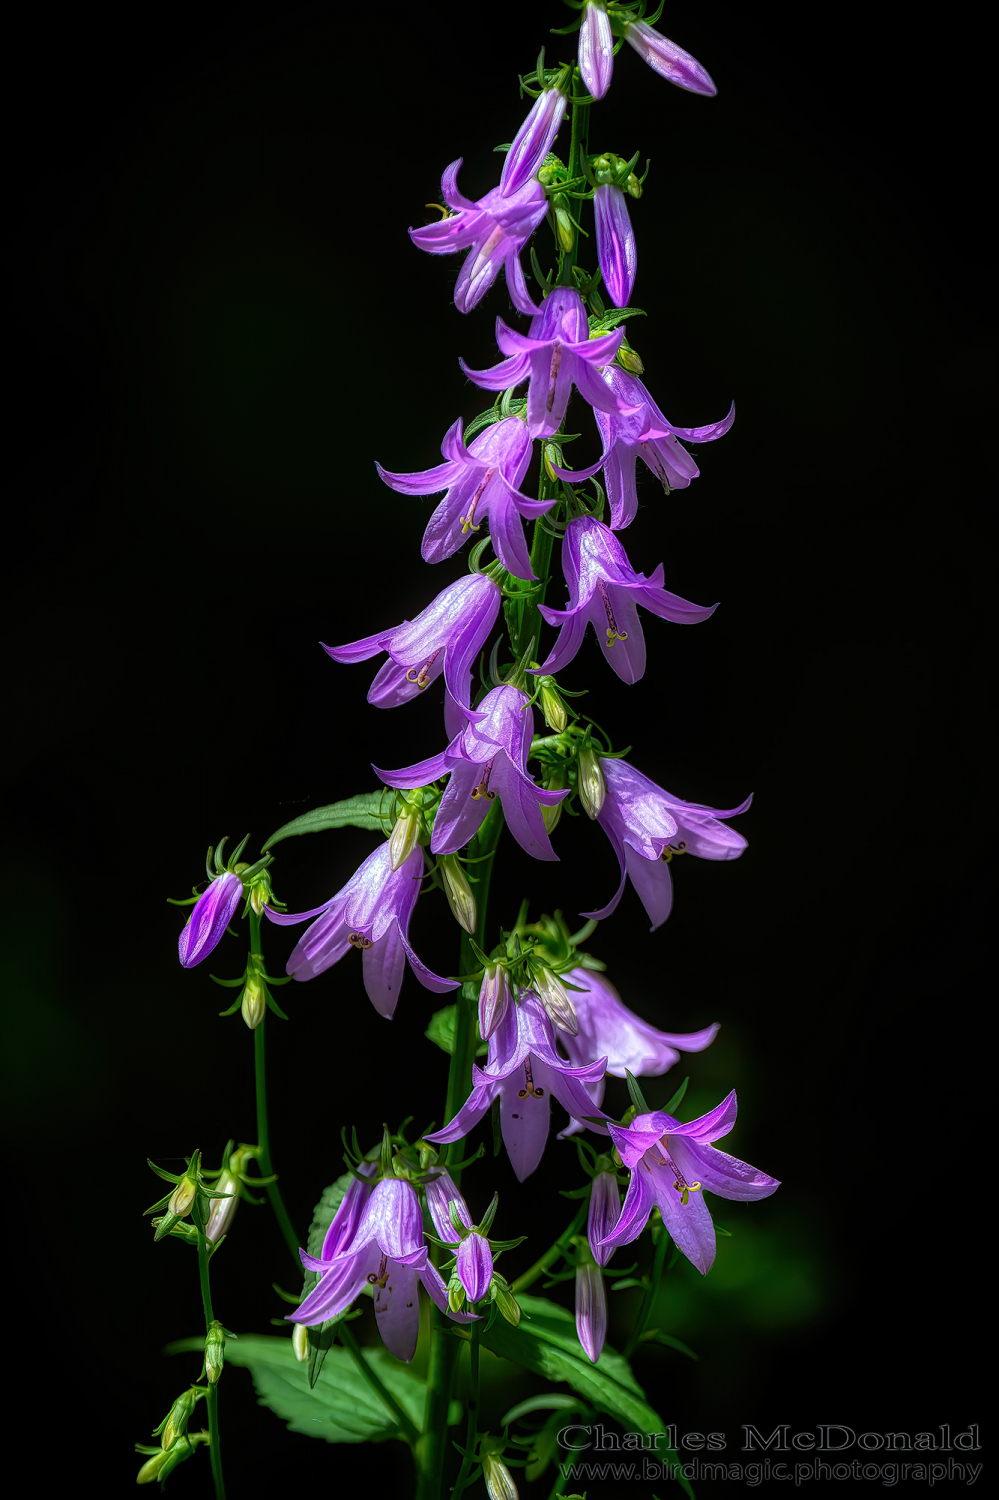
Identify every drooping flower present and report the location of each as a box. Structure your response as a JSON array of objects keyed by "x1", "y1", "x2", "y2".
[
  {"x1": 535, "y1": 516, "x2": 716, "y2": 685},
  {"x1": 425, "y1": 1169, "x2": 494, "y2": 1304},
  {"x1": 500, "y1": 89, "x2": 568, "y2": 197},
  {"x1": 375, "y1": 685, "x2": 568, "y2": 862},
  {"x1": 376, "y1": 417, "x2": 552, "y2": 581},
  {"x1": 178, "y1": 872, "x2": 243, "y2": 968},
  {"x1": 461, "y1": 287, "x2": 634, "y2": 440},
  {"x1": 575, "y1": 1169, "x2": 622, "y2": 1362},
  {"x1": 578, "y1": 2, "x2": 615, "y2": 100},
  {"x1": 424, "y1": 990, "x2": 607, "y2": 1181},
  {"x1": 292, "y1": 1176, "x2": 471, "y2": 1362},
  {"x1": 324, "y1": 573, "x2": 501, "y2": 727},
  {"x1": 264, "y1": 842, "x2": 455, "y2": 1017},
  {"x1": 585, "y1": 757, "x2": 752, "y2": 930},
  {"x1": 409, "y1": 162, "x2": 547, "y2": 316},
  {"x1": 623, "y1": 20, "x2": 717, "y2": 96},
  {"x1": 594, "y1": 184, "x2": 636, "y2": 308},
  {"x1": 596, "y1": 1093, "x2": 779, "y2": 1274},
  {"x1": 552, "y1": 367, "x2": 735, "y2": 529}
]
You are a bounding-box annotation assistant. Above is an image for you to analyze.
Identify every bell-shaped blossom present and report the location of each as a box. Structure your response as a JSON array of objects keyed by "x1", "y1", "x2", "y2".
[
  {"x1": 324, "y1": 573, "x2": 501, "y2": 725},
  {"x1": 500, "y1": 89, "x2": 568, "y2": 196},
  {"x1": 376, "y1": 685, "x2": 568, "y2": 862},
  {"x1": 376, "y1": 417, "x2": 552, "y2": 581},
  {"x1": 553, "y1": 368, "x2": 735, "y2": 529},
  {"x1": 425, "y1": 990, "x2": 608, "y2": 1181},
  {"x1": 559, "y1": 966, "x2": 720, "y2": 1128},
  {"x1": 461, "y1": 288, "x2": 633, "y2": 440},
  {"x1": 623, "y1": 20, "x2": 717, "y2": 96},
  {"x1": 575, "y1": 1169, "x2": 622, "y2": 1362},
  {"x1": 594, "y1": 185, "x2": 636, "y2": 308},
  {"x1": 585, "y1": 757, "x2": 752, "y2": 930},
  {"x1": 293, "y1": 1177, "x2": 471, "y2": 1363},
  {"x1": 596, "y1": 1094, "x2": 779, "y2": 1275},
  {"x1": 536, "y1": 517, "x2": 716, "y2": 685},
  {"x1": 178, "y1": 872, "x2": 243, "y2": 968},
  {"x1": 579, "y1": 2, "x2": 615, "y2": 99},
  {"x1": 410, "y1": 161, "x2": 546, "y2": 316},
  {"x1": 265, "y1": 842, "x2": 455, "y2": 1018},
  {"x1": 425, "y1": 1170, "x2": 494, "y2": 1304}
]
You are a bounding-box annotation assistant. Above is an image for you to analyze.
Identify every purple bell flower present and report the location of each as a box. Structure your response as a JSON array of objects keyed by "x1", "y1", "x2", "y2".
[
  {"x1": 500, "y1": 89, "x2": 568, "y2": 197},
  {"x1": 585, "y1": 757, "x2": 752, "y2": 930},
  {"x1": 178, "y1": 871, "x2": 243, "y2": 968},
  {"x1": 575, "y1": 1170, "x2": 622, "y2": 1362},
  {"x1": 579, "y1": 2, "x2": 615, "y2": 100},
  {"x1": 623, "y1": 20, "x2": 717, "y2": 97},
  {"x1": 409, "y1": 161, "x2": 546, "y2": 316},
  {"x1": 424, "y1": 990, "x2": 608, "y2": 1181},
  {"x1": 425, "y1": 1170, "x2": 494, "y2": 1304},
  {"x1": 376, "y1": 685, "x2": 569, "y2": 863},
  {"x1": 293, "y1": 1176, "x2": 472, "y2": 1363},
  {"x1": 264, "y1": 842, "x2": 455, "y2": 1018},
  {"x1": 594, "y1": 184, "x2": 637, "y2": 308},
  {"x1": 376, "y1": 417, "x2": 552, "y2": 581},
  {"x1": 553, "y1": 368, "x2": 735, "y2": 529},
  {"x1": 596, "y1": 1093, "x2": 779, "y2": 1274},
  {"x1": 324, "y1": 573, "x2": 501, "y2": 726},
  {"x1": 535, "y1": 516, "x2": 716, "y2": 685},
  {"x1": 461, "y1": 287, "x2": 633, "y2": 440}
]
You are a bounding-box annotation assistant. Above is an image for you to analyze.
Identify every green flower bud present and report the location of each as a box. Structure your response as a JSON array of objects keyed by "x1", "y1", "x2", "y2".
[
  {"x1": 136, "y1": 1433, "x2": 204, "y2": 1485},
  {"x1": 241, "y1": 970, "x2": 267, "y2": 1030},
  {"x1": 553, "y1": 200, "x2": 575, "y2": 254},
  {"x1": 159, "y1": 1388, "x2": 203, "y2": 1451},
  {"x1": 483, "y1": 1449, "x2": 520, "y2": 1500},
  {"x1": 167, "y1": 1173, "x2": 197, "y2": 1219},
  {"x1": 490, "y1": 1275, "x2": 521, "y2": 1327},
  {"x1": 541, "y1": 767, "x2": 567, "y2": 834},
  {"x1": 292, "y1": 1323, "x2": 309, "y2": 1363},
  {"x1": 532, "y1": 966, "x2": 579, "y2": 1036},
  {"x1": 448, "y1": 1274, "x2": 467, "y2": 1314},
  {"x1": 577, "y1": 744, "x2": 606, "y2": 820},
  {"x1": 617, "y1": 341, "x2": 644, "y2": 374},
  {"x1": 389, "y1": 807, "x2": 420, "y2": 871},
  {"x1": 626, "y1": 171, "x2": 642, "y2": 200},
  {"x1": 439, "y1": 855, "x2": 477, "y2": 935},
  {"x1": 538, "y1": 677, "x2": 567, "y2": 734},
  {"x1": 205, "y1": 1321, "x2": 226, "y2": 1385}
]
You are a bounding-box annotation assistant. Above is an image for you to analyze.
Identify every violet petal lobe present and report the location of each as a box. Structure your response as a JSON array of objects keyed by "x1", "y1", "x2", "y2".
[
  {"x1": 587, "y1": 1170, "x2": 622, "y2": 1268},
  {"x1": 456, "y1": 1232, "x2": 494, "y2": 1303}
]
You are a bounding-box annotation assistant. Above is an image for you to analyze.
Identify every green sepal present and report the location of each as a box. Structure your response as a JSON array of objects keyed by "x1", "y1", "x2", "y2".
[
  {"x1": 263, "y1": 792, "x2": 395, "y2": 849},
  {"x1": 500, "y1": 1392, "x2": 583, "y2": 1425},
  {"x1": 625, "y1": 1070, "x2": 651, "y2": 1115},
  {"x1": 640, "y1": 1329, "x2": 699, "y2": 1361}
]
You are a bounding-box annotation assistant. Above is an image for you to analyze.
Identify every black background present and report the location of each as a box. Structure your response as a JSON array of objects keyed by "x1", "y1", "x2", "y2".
[{"x1": 5, "y1": 2, "x2": 989, "y2": 1494}]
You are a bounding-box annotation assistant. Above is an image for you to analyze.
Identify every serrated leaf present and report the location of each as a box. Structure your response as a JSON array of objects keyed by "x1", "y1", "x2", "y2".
[
  {"x1": 424, "y1": 1004, "x2": 488, "y2": 1058},
  {"x1": 264, "y1": 792, "x2": 394, "y2": 849},
  {"x1": 205, "y1": 1333, "x2": 426, "y2": 1444},
  {"x1": 588, "y1": 306, "x2": 646, "y2": 333}
]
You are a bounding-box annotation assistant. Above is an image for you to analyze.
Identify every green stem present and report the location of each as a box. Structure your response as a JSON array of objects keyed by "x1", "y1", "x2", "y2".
[
  {"x1": 249, "y1": 910, "x2": 301, "y2": 1266},
  {"x1": 193, "y1": 1198, "x2": 226, "y2": 1500},
  {"x1": 623, "y1": 1218, "x2": 669, "y2": 1358},
  {"x1": 450, "y1": 1323, "x2": 480, "y2": 1497},
  {"x1": 511, "y1": 1202, "x2": 587, "y2": 1294},
  {"x1": 338, "y1": 1320, "x2": 420, "y2": 1447}
]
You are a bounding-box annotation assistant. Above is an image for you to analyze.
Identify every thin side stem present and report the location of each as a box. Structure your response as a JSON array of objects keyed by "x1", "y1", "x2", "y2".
[
  {"x1": 623, "y1": 1218, "x2": 669, "y2": 1358},
  {"x1": 249, "y1": 910, "x2": 301, "y2": 1265},
  {"x1": 193, "y1": 1196, "x2": 226, "y2": 1500},
  {"x1": 338, "y1": 1320, "x2": 420, "y2": 1448},
  {"x1": 450, "y1": 1323, "x2": 481, "y2": 1497},
  {"x1": 511, "y1": 1202, "x2": 587, "y2": 1294}
]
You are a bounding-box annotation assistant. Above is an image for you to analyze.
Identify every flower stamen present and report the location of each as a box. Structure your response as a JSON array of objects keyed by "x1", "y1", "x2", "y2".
[
  {"x1": 640, "y1": 440, "x2": 674, "y2": 493},
  {"x1": 471, "y1": 759, "x2": 497, "y2": 801},
  {"x1": 517, "y1": 1059, "x2": 545, "y2": 1099},
  {"x1": 597, "y1": 578, "x2": 629, "y2": 646},
  {"x1": 366, "y1": 1254, "x2": 390, "y2": 1288},
  {"x1": 659, "y1": 1135, "x2": 701, "y2": 1206},
  {"x1": 406, "y1": 647, "x2": 443, "y2": 689},
  {"x1": 660, "y1": 840, "x2": 688, "y2": 864},
  {"x1": 348, "y1": 932, "x2": 374, "y2": 950}
]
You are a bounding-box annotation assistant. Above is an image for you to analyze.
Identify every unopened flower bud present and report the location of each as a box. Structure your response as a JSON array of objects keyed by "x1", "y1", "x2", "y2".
[
  {"x1": 616, "y1": 341, "x2": 644, "y2": 374},
  {"x1": 538, "y1": 677, "x2": 567, "y2": 733},
  {"x1": 541, "y1": 766, "x2": 567, "y2": 834},
  {"x1": 532, "y1": 969, "x2": 579, "y2": 1036},
  {"x1": 292, "y1": 1323, "x2": 309, "y2": 1363},
  {"x1": 205, "y1": 1321, "x2": 225, "y2": 1385},
  {"x1": 577, "y1": 744, "x2": 606, "y2": 819},
  {"x1": 553, "y1": 199, "x2": 575, "y2": 255},
  {"x1": 241, "y1": 970, "x2": 267, "y2": 1030},
  {"x1": 168, "y1": 1173, "x2": 197, "y2": 1219},
  {"x1": 389, "y1": 807, "x2": 420, "y2": 871},
  {"x1": 490, "y1": 1275, "x2": 521, "y2": 1327},
  {"x1": 159, "y1": 1387, "x2": 202, "y2": 1451},
  {"x1": 478, "y1": 964, "x2": 511, "y2": 1040},
  {"x1": 447, "y1": 1273, "x2": 467, "y2": 1314},
  {"x1": 483, "y1": 1449, "x2": 520, "y2": 1500},
  {"x1": 205, "y1": 1168, "x2": 242, "y2": 1243},
  {"x1": 439, "y1": 855, "x2": 477, "y2": 935},
  {"x1": 136, "y1": 1434, "x2": 204, "y2": 1485}
]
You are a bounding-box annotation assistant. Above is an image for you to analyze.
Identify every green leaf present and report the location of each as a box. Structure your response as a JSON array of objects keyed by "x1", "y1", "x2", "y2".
[
  {"x1": 641, "y1": 1329, "x2": 699, "y2": 1361},
  {"x1": 263, "y1": 792, "x2": 394, "y2": 849},
  {"x1": 425, "y1": 1004, "x2": 487, "y2": 1057},
  {"x1": 203, "y1": 1333, "x2": 426, "y2": 1444},
  {"x1": 300, "y1": 1173, "x2": 355, "y2": 1388},
  {"x1": 480, "y1": 1295, "x2": 693, "y2": 1498},
  {"x1": 625, "y1": 1070, "x2": 651, "y2": 1115},
  {"x1": 663, "y1": 1075, "x2": 689, "y2": 1116},
  {"x1": 501, "y1": 1392, "x2": 585, "y2": 1425},
  {"x1": 588, "y1": 306, "x2": 646, "y2": 333}
]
